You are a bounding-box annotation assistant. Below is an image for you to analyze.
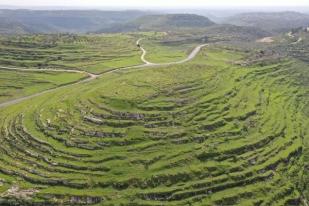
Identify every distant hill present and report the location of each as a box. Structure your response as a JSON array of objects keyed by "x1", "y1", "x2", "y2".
[
  {"x1": 224, "y1": 11, "x2": 309, "y2": 33},
  {"x1": 133, "y1": 14, "x2": 215, "y2": 30},
  {"x1": 0, "y1": 9, "x2": 152, "y2": 34},
  {"x1": 202, "y1": 24, "x2": 272, "y2": 41},
  {"x1": 0, "y1": 17, "x2": 30, "y2": 34},
  {"x1": 98, "y1": 14, "x2": 215, "y2": 33}
]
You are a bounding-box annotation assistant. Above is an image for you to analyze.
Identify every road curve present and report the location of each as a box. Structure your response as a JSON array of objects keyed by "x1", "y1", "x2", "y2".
[
  {"x1": 136, "y1": 38, "x2": 207, "y2": 66},
  {"x1": 136, "y1": 39, "x2": 154, "y2": 65},
  {"x1": 0, "y1": 40, "x2": 207, "y2": 108}
]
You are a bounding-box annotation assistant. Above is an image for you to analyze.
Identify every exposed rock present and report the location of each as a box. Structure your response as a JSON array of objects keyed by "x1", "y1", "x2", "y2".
[
  {"x1": 1, "y1": 185, "x2": 39, "y2": 199},
  {"x1": 70, "y1": 195, "x2": 102, "y2": 204}
]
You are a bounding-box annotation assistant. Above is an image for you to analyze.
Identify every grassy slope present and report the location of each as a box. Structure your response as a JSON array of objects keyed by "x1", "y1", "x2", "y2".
[
  {"x1": 142, "y1": 40, "x2": 196, "y2": 63},
  {"x1": 0, "y1": 70, "x2": 86, "y2": 103},
  {"x1": 0, "y1": 32, "x2": 203, "y2": 74},
  {"x1": 139, "y1": 32, "x2": 201, "y2": 63},
  {"x1": 0, "y1": 34, "x2": 143, "y2": 74},
  {"x1": 0, "y1": 43, "x2": 307, "y2": 205}
]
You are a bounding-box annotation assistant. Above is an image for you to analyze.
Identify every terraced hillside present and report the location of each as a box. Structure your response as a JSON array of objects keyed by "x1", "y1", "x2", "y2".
[
  {"x1": 273, "y1": 30, "x2": 309, "y2": 203},
  {"x1": 0, "y1": 36, "x2": 308, "y2": 205},
  {"x1": 0, "y1": 34, "x2": 142, "y2": 74},
  {"x1": 0, "y1": 32, "x2": 203, "y2": 75}
]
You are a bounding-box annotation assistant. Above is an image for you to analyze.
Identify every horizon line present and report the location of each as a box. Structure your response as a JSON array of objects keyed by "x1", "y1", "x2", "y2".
[{"x1": 1, "y1": 5, "x2": 309, "y2": 9}]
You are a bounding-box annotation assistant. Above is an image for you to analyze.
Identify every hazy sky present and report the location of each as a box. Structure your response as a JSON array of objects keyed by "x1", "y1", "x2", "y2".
[{"x1": 2, "y1": 0, "x2": 309, "y2": 8}]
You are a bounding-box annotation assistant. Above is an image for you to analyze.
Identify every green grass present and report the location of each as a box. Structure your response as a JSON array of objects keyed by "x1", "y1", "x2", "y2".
[
  {"x1": 0, "y1": 69, "x2": 87, "y2": 103},
  {"x1": 0, "y1": 32, "x2": 205, "y2": 74},
  {"x1": 0, "y1": 33, "x2": 143, "y2": 74},
  {"x1": 141, "y1": 38, "x2": 197, "y2": 63},
  {"x1": 0, "y1": 38, "x2": 307, "y2": 205}
]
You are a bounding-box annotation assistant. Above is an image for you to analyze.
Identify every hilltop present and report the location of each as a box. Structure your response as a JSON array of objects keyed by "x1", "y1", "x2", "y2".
[
  {"x1": 0, "y1": 17, "x2": 30, "y2": 34},
  {"x1": 98, "y1": 14, "x2": 215, "y2": 33},
  {"x1": 0, "y1": 9, "x2": 151, "y2": 34},
  {"x1": 224, "y1": 11, "x2": 309, "y2": 33}
]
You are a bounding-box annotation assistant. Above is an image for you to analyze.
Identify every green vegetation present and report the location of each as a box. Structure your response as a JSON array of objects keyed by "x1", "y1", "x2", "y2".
[
  {"x1": 141, "y1": 37, "x2": 197, "y2": 63},
  {"x1": 97, "y1": 14, "x2": 215, "y2": 33},
  {"x1": 0, "y1": 33, "x2": 308, "y2": 205},
  {"x1": 224, "y1": 11, "x2": 309, "y2": 33},
  {"x1": 0, "y1": 34, "x2": 143, "y2": 74},
  {"x1": 0, "y1": 32, "x2": 207, "y2": 73},
  {"x1": 0, "y1": 69, "x2": 86, "y2": 103},
  {"x1": 0, "y1": 10, "x2": 150, "y2": 34},
  {"x1": 133, "y1": 14, "x2": 215, "y2": 29}
]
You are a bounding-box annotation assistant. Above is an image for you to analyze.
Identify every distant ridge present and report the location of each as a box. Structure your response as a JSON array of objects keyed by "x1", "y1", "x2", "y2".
[
  {"x1": 98, "y1": 14, "x2": 215, "y2": 33},
  {"x1": 0, "y1": 17, "x2": 30, "y2": 34},
  {"x1": 1, "y1": 9, "x2": 309, "y2": 35},
  {"x1": 0, "y1": 9, "x2": 153, "y2": 34},
  {"x1": 224, "y1": 11, "x2": 309, "y2": 33}
]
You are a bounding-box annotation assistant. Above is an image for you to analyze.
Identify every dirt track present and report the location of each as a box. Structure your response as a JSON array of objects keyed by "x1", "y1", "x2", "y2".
[{"x1": 0, "y1": 39, "x2": 207, "y2": 108}]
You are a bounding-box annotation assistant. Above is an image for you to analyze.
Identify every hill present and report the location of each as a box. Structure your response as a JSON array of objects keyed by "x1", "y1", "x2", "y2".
[
  {"x1": 0, "y1": 9, "x2": 151, "y2": 34},
  {"x1": 201, "y1": 24, "x2": 271, "y2": 41},
  {"x1": 0, "y1": 33, "x2": 142, "y2": 74},
  {"x1": 0, "y1": 33, "x2": 307, "y2": 205},
  {"x1": 98, "y1": 14, "x2": 215, "y2": 33},
  {"x1": 134, "y1": 14, "x2": 215, "y2": 30},
  {"x1": 224, "y1": 11, "x2": 309, "y2": 33},
  {"x1": 0, "y1": 17, "x2": 31, "y2": 34}
]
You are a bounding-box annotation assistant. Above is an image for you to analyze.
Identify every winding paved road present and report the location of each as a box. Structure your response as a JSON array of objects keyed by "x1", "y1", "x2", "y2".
[
  {"x1": 0, "y1": 39, "x2": 207, "y2": 108},
  {"x1": 136, "y1": 38, "x2": 207, "y2": 66}
]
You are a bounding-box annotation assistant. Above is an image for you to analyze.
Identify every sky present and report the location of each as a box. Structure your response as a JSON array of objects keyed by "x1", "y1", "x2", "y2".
[{"x1": 1, "y1": 0, "x2": 309, "y2": 8}]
